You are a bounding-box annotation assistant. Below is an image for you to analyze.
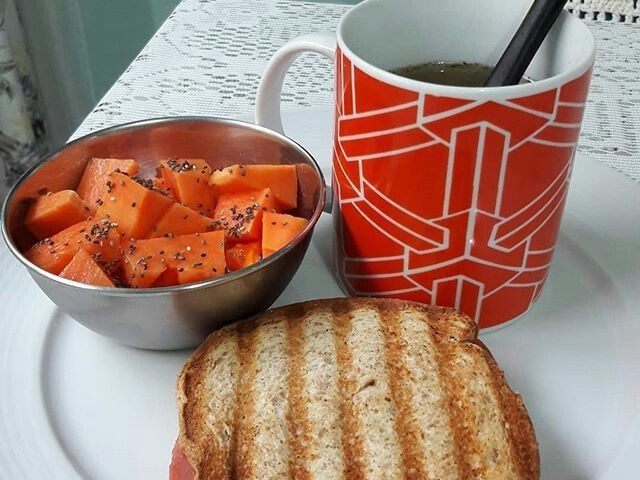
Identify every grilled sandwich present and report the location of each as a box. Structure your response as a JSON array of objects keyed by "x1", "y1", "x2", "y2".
[{"x1": 169, "y1": 297, "x2": 539, "y2": 479}]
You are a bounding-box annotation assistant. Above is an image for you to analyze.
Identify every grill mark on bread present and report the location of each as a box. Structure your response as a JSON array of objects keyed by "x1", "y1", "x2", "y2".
[
  {"x1": 230, "y1": 318, "x2": 259, "y2": 479},
  {"x1": 486, "y1": 368, "x2": 539, "y2": 477},
  {"x1": 378, "y1": 305, "x2": 428, "y2": 479},
  {"x1": 434, "y1": 319, "x2": 478, "y2": 478},
  {"x1": 379, "y1": 305, "x2": 463, "y2": 479},
  {"x1": 286, "y1": 305, "x2": 312, "y2": 480},
  {"x1": 480, "y1": 342, "x2": 540, "y2": 479},
  {"x1": 344, "y1": 305, "x2": 404, "y2": 479},
  {"x1": 332, "y1": 304, "x2": 366, "y2": 479},
  {"x1": 451, "y1": 346, "x2": 490, "y2": 478},
  {"x1": 471, "y1": 341, "x2": 539, "y2": 479},
  {"x1": 413, "y1": 307, "x2": 464, "y2": 479},
  {"x1": 299, "y1": 309, "x2": 344, "y2": 479},
  {"x1": 251, "y1": 317, "x2": 292, "y2": 478},
  {"x1": 466, "y1": 347, "x2": 518, "y2": 478},
  {"x1": 202, "y1": 326, "x2": 240, "y2": 478},
  {"x1": 177, "y1": 324, "x2": 235, "y2": 479},
  {"x1": 440, "y1": 341, "x2": 520, "y2": 478}
]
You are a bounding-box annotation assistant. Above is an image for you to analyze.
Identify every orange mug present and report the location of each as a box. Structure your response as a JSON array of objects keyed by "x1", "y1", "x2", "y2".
[{"x1": 256, "y1": 0, "x2": 595, "y2": 329}]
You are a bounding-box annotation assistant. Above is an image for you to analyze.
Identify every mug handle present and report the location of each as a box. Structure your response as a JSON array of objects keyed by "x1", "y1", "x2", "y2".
[
  {"x1": 255, "y1": 32, "x2": 337, "y2": 134},
  {"x1": 255, "y1": 33, "x2": 337, "y2": 213}
]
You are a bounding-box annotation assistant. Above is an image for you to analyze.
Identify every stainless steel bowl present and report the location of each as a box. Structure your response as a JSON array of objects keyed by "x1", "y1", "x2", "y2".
[{"x1": 1, "y1": 117, "x2": 325, "y2": 350}]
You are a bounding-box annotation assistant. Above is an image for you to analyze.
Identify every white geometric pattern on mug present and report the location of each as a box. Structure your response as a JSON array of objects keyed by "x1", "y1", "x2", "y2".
[{"x1": 335, "y1": 90, "x2": 580, "y2": 322}]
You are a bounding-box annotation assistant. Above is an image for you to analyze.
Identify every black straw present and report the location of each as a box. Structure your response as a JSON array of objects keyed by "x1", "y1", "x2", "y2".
[{"x1": 485, "y1": 0, "x2": 568, "y2": 87}]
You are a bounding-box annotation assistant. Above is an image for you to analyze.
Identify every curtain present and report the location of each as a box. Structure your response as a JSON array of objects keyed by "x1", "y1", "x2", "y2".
[
  {"x1": 0, "y1": 0, "x2": 46, "y2": 197},
  {"x1": 566, "y1": 0, "x2": 640, "y2": 22}
]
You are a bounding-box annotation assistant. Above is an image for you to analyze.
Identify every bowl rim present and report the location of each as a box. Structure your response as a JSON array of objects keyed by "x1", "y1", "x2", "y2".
[{"x1": 1, "y1": 116, "x2": 327, "y2": 297}]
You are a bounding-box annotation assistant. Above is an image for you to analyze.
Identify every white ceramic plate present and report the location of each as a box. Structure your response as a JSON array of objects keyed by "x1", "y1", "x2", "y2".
[{"x1": 1, "y1": 107, "x2": 639, "y2": 479}]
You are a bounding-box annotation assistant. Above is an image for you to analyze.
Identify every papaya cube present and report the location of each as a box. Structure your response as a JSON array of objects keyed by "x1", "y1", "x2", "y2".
[
  {"x1": 123, "y1": 230, "x2": 226, "y2": 287},
  {"x1": 213, "y1": 188, "x2": 277, "y2": 243},
  {"x1": 225, "y1": 241, "x2": 261, "y2": 272},
  {"x1": 153, "y1": 268, "x2": 180, "y2": 288},
  {"x1": 261, "y1": 212, "x2": 308, "y2": 257},
  {"x1": 25, "y1": 218, "x2": 122, "y2": 274},
  {"x1": 152, "y1": 177, "x2": 175, "y2": 199},
  {"x1": 160, "y1": 158, "x2": 216, "y2": 216},
  {"x1": 76, "y1": 158, "x2": 139, "y2": 209},
  {"x1": 148, "y1": 203, "x2": 216, "y2": 239},
  {"x1": 59, "y1": 248, "x2": 115, "y2": 287},
  {"x1": 210, "y1": 164, "x2": 298, "y2": 210},
  {"x1": 122, "y1": 241, "x2": 168, "y2": 288},
  {"x1": 25, "y1": 190, "x2": 91, "y2": 239},
  {"x1": 96, "y1": 172, "x2": 173, "y2": 240}
]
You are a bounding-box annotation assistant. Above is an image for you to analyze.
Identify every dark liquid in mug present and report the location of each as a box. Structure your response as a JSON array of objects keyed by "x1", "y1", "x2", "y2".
[{"x1": 390, "y1": 62, "x2": 531, "y2": 87}]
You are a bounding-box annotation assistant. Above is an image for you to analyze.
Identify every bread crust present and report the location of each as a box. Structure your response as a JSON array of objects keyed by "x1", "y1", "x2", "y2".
[{"x1": 176, "y1": 297, "x2": 540, "y2": 480}]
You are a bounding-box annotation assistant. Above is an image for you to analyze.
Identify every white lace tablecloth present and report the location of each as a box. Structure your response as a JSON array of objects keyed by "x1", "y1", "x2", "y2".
[{"x1": 73, "y1": 0, "x2": 640, "y2": 182}]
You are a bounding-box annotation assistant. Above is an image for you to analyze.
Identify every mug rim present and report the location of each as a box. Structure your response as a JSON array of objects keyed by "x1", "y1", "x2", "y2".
[{"x1": 336, "y1": 5, "x2": 595, "y2": 100}]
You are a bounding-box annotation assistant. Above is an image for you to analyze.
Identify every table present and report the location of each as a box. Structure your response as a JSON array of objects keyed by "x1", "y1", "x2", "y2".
[{"x1": 73, "y1": 0, "x2": 640, "y2": 182}]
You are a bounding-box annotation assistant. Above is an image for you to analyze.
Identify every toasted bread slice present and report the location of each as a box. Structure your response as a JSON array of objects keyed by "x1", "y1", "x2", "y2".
[{"x1": 172, "y1": 298, "x2": 539, "y2": 480}]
